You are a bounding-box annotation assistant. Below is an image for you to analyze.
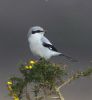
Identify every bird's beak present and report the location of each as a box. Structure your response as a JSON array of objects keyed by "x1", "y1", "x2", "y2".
[{"x1": 44, "y1": 30, "x2": 47, "y2": 34}]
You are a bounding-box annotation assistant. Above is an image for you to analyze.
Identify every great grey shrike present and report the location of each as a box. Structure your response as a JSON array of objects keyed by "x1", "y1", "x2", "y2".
[{"x1": 28, "y1": 26, "x2": 76, "y2": 61}]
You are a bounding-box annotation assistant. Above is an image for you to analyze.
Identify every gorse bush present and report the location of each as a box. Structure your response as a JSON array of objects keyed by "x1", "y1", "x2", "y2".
[
  {"x1": 7, "y1": 58, "x2": 92, "y2": 100},
  {"x1": 20, "y1": 59, "x2": 66, "y2": 85}
]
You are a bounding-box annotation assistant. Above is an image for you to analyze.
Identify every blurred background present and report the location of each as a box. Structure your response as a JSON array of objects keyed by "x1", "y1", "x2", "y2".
[{"x1": 0, "y1": 0, "x2": 92, "y2": 100}]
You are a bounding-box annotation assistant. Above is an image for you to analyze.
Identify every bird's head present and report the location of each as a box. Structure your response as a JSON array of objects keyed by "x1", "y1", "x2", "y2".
[{"x1": 28, "y1": 26, "x2": 46, "y2": 37}]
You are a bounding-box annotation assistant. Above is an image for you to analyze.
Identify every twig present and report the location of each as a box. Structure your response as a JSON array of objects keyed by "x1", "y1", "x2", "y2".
[
  {"x1": 50, "y1": 96, "x2": 59, "y2": 99},
  {"x1": 55, "y1": 87, "x2": 64, "y2": 100},
  {"x1": 34, "y1": 96, "x2": 44, "y2": 100},
  {"x1": 25, "y1": 84, "x2": 31, "y2": 100},
  {"x1": 58, "y1": 76, "x2": 74, "y2": 90},
  {"x1": 58, "y1": 72, "x2": 85, "y2": 90}
]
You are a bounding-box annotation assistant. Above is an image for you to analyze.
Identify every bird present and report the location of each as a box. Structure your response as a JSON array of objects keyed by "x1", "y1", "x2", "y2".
[{"x1": 28, "y1": 26, "x2": 77, "y2": 61}]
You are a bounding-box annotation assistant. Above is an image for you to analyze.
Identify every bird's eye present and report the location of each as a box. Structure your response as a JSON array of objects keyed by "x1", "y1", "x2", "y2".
[{"x1": 32, "y1": 30, "x2": 44, "y2": 34}]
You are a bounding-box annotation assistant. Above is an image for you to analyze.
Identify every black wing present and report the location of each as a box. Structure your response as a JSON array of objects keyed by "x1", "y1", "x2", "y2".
[{"x1": 42, "y1": 42, "x2": 58, "y2": 52}]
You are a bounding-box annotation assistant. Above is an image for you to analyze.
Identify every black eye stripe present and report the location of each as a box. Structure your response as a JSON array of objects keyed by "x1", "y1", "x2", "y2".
[{"x1": 32, "y1": 30, "x2": 44, "y2": 34}]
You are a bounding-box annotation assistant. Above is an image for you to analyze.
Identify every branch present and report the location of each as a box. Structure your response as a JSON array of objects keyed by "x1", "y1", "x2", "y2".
[
  {"x1": 55, "y1": 86, "x2": 64, "y2": 100},
  {"x1": 49, "y1": 96, "x2": 59, "y2": 99},
  {"x1": 58, "y1": 68, "x2": 92, "y2": 90},
  {"x1": 58, "y1": 76, "x2": 74, "y2": 90}
]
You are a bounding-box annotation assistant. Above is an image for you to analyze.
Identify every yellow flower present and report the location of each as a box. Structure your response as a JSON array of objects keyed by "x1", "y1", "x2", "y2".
[
  {"x1": 25, "y1": 65, "x2": 32, "y2": 70},
  {"x1": 8, "y1": 86, "x2": 12, "y2": 91},
  {"x1": 29, "y1": 60, "x2": 35, "y2": 64},
  {"x1": 29, "y1": 65, "x2": 32, "y2": 69},
  {"x1": 25, "y1": 66, "x2": 29, "y2": 69},
  {"x1": 14, "y1": 97, "x2": 19, "y2": 100},
  {"x1": 7, "y1": 81, "x2": 12, "y2": 85},
  {"x1": 13, "y1": 94, "x2": 19, "y2": 100}
]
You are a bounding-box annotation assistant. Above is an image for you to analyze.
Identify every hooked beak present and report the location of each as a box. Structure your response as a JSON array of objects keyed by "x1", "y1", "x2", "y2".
[{"x1": 44, "y1": 30, "x2": 47, "y2": 34}]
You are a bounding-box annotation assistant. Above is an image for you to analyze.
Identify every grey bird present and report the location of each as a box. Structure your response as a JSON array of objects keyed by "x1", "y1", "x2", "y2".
[{"x1": 28, "y1": 26, "x2": 77, "y2": 61}]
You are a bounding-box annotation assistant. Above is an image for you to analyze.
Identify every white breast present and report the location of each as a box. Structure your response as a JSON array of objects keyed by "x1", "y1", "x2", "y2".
[{"x1": 28, "y1": 34, "x2": 60, "y2": 59}]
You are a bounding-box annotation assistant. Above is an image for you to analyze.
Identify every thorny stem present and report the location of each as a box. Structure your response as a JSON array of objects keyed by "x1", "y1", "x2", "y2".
[
  {"x1": 54, "y1": 72, "x2": 84, "y2": 100},
  {"x1": 55, "y1": 86, "x2": 64, "y2": 100},
  {"x1": 35, "y1": 96, "x2": 44, "y2": 100},
  {"x1": 43, "y1": 87, "x2": 48, "y2": 100},
  {"x1": 33, "y1": 73, "x2": 81, "y2": 100},
  {"x1": 58, "y1": 76, "x2": 74, "y2": 90},
  {"x1": 25, "y1": 84, "x2": 31, "y2": 100},
  {"x1": 58, "y1": 72, "x2": 84, "y2": 90},
  {"x1": 25, "y1": 92, "x2": 31, "y2": 100}
]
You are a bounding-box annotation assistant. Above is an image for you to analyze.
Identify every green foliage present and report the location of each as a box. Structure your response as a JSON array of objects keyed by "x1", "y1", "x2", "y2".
[
  {"x1": 82, "y1": 68, "x2": 92, "y2": 76},
  {"x1": 7, "y1": 59, "x2": 92, "y2": 100},
  {"x1": 20, "y1": 59, "x2": 66, "y2": 86},
  {"x1": 9, "y1": 77, "x2": 25, "y2": 98}
]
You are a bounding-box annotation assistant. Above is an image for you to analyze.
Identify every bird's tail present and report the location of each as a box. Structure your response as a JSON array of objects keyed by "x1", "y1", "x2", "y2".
[{"x1": 59, "y1": 53, "x2": 78, "y2": 62}]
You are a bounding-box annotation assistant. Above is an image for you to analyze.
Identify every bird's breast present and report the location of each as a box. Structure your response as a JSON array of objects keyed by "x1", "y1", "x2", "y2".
[{"x1": 28, "y1": 36, "x2": 43, "y2": 55}]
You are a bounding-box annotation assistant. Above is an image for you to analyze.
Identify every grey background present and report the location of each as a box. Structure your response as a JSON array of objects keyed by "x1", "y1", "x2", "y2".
[{"x1": 0, "y1": 0, "x2": 92, "y2": 100}]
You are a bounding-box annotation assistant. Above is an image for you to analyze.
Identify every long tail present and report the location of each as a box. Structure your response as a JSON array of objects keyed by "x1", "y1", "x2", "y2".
[{"x1": 59, "y1": 53, "x2": 78, "y2": 62}]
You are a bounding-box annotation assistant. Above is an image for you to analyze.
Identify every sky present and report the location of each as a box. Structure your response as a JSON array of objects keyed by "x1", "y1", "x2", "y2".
[{"x1": 0, "y1": 0, "x2": 92, "y2": 100}]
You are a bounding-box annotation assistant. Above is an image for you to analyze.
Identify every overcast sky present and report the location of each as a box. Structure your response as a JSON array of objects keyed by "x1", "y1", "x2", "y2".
[{"x1": 0, "y1": 0, "x2": 92, "y2": 100}]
